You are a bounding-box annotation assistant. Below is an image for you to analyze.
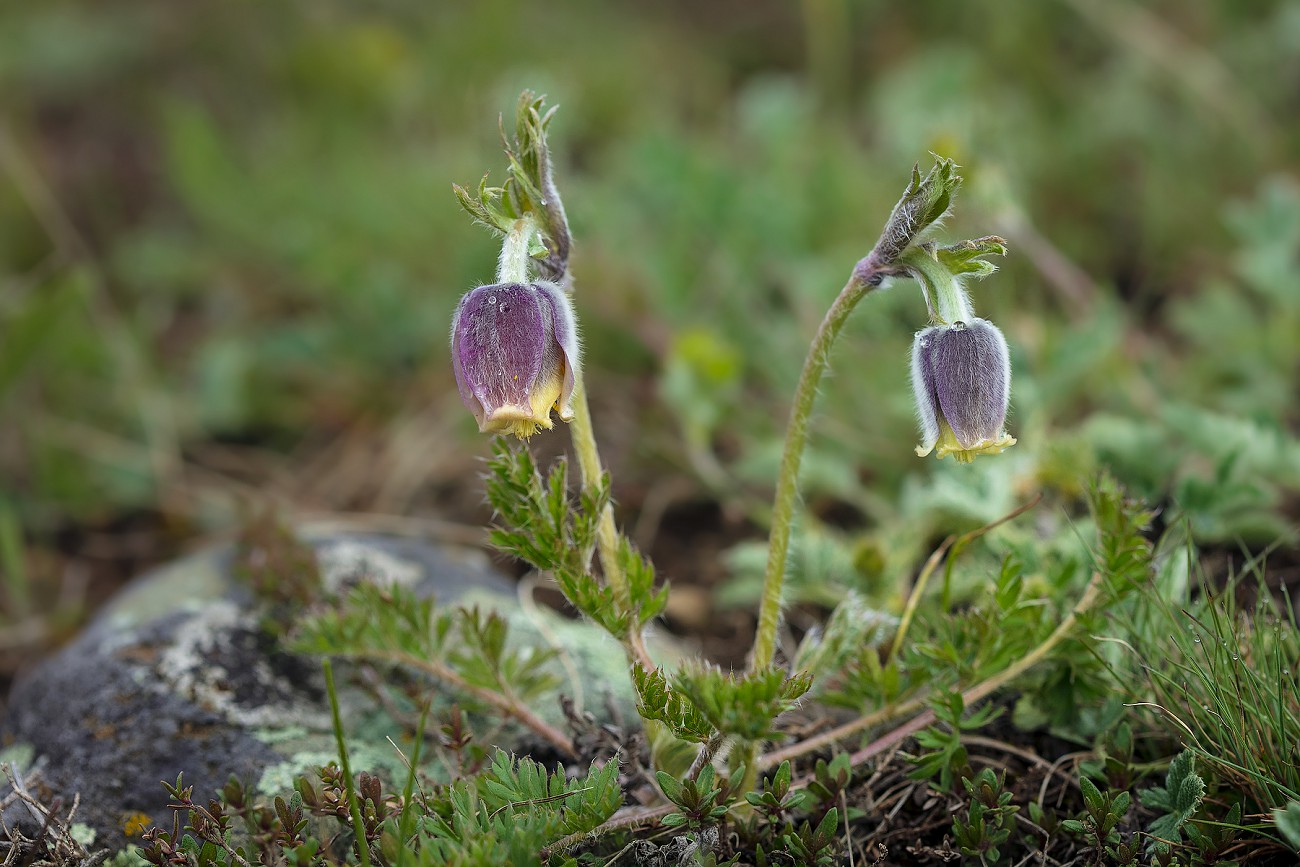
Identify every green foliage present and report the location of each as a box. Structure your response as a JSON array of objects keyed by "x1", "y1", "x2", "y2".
[
  {"x1": 793, "y1": 591, "x2": 897, "y2": 702},
  {"x1": 1101, "y1": 545, "x2": 1300, "y2": 822},
  {"x1": 912, "y1": 554, "x2": 1047, "y2": 683},
  {"x1": 1183, "y1": 800, "x2": 1243, "y2": 861},
  {"x1": 1140, "y1": 751, "x2": 1206, "y2": 850},
  {"x1": 139, "y1": 753, "x2": 621, "y2": 867},
  {"x1": 951, "y1": 768, "x2": 1017, "y2": 865},
  {"x1": 7, "y1": 3, "x2": 1300, "y2": 861},
  {"x1": 632, "y1": 663, "x2": 811, "y2": 745},
  {"x1": 418, "y1": 751, "x2": 622, "y2": 860},
  {"x1": 869, "y1": 157, "x2": 963, "y2": 266},
  {"x1": 485, "y1": 441, "x2": 668, "y2": 639},
  {"x1": 1082, "y1": 720, "x2": 1137, "y2": 792},
  {"x1": 812, "y1": 613, "x2": 915, "y2": 714},
  {"x1": 6, "y1": 1, "x2": 1300, "y2": 573},
  {"x1": 744, "y1": 761, "x2": 806, "y2": 820},
  {"x1": 1060, "y1": 774, "x2": 1134, "y2": 863},
  {"x1": 294, "y1": 581, "x2": 560, "y2": 711},
  {"x1": 1086, "y1": 475, "x2": 1155, "y2": 599},
  {"x1": 721, "y1": 524, "x2": 869, "y2": 612},
  {"x1": 774, "y1": 808, "x2": 839, "y2": 867},
  {"x1": 935, "y1": 236, "x2": 1008, "y2": 278},
  {"x1": 1274, "y1": 801, "x2": 1300, "y2": 852},
  {"x1": 657, "y1": 764, "x2": 737, "y2": 829},
  {"x1": 1133, "y1": 754, "x2": 1247, "y2": 862},
  {"x1": 908, "y1": 691, "x2": 1001, "y2": 793},
  {"x1": 232, "y1": 511, "x2": 322, "y2": 631},
  {"x1": 485, "y1": 440, "x2": 604, "y2": 575},
  {"x1": 805, "y1": 753, "x2": 853, "y2": 809},
  {"x1": 727, "y1": 756, "x2": 849, "y2": 866},
  {"x1": 631, "y1": 664, "x2": 714, "y2": 744},
  {"x1": 455, "y1": 91, "x2": 571, "y2": 281},
  {"x1": 672, "y1": 666, "x2": 812, "y2": 743},
  {"x1": 140, "y1": 768, "x2": 395, "y2": 867}
]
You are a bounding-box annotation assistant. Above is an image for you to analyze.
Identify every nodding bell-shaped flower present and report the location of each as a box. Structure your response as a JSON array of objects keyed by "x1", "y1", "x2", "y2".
[
  {"x1": 451, "y1": 281, "x2": 579, "y2": 439},
  {"x1": 911, "y1": 318, "x2": 1016, "y2": 463}
]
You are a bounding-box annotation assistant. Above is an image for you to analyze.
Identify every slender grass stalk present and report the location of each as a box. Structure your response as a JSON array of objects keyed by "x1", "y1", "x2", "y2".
[
  {"x1": 395, "y1": 701, "x2": 430, "y2": 867},
  {"x1": 323, "y1": 658, "x2": 373, "y2": 867},
  {"x1": 1113, "y1": 556, "x2": 1300, "y2": 811},
  {"x1": 887, "y1": 539, "x2": 954, "y2": 667}
]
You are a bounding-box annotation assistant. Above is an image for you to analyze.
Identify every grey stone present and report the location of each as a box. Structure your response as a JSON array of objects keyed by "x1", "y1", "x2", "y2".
[{"x1": 1, "y1": 529, "x2": 641, "y2": 851}]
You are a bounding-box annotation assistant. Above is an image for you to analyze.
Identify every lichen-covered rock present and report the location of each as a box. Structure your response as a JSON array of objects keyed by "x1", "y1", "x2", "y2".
[{"x1": 1, "y1": 529, "x2": 639, "y2": 851}]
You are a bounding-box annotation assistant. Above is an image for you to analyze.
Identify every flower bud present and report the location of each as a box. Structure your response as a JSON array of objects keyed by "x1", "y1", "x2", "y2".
[
  {"x1": 911, "y1": 318, "x2": 1016, "y2": 463},
  {"x1": 451, "y1": 281, "x2": 579, "y2": 438}
]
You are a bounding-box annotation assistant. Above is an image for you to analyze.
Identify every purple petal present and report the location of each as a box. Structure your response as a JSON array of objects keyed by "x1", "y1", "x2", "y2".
[
  {"x1": 926, "y1": 318, "x2": 1010, "y2": 448},
  {"x1": 451, "y1": 283, "x2": 547, "y2": 423},
  {"x1": 534, "y1": 281, "x2": 580, "y2": 420},
  {"x1": 911, "y1": 327, "x2": 942, "y2": 451}
]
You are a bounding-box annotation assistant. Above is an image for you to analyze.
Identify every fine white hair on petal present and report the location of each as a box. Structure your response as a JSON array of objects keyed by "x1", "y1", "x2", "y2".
[
  {"x1": 449, "y1": 289, "x2": 482, "y2": 426},
  {"x1": 988, "y1": 318, "x2": 1011, "y2": 418},
  {"x1": 928, "y1": 318, "x2": 1010, "y2": 448},
  {"x1": 910, "y1": 327, "x2": 941, "y2": 451},
  {"x1": 533, "y1": 280, "x2": 581, "y2": 420}
]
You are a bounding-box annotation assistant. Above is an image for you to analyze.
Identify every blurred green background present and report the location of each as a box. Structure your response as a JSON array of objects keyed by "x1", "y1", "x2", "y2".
[{"x1": 1, "y1": 0, "x2": 1298, "y2": 657}]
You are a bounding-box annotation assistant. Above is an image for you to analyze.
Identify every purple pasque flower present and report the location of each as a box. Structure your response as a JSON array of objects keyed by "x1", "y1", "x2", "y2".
[
  {"x1": 451, "y1": 280, "x2": 579, "y2": 439},
  {"x1": 910, "y1": 317, "x2": 1016, "y2": 463}
]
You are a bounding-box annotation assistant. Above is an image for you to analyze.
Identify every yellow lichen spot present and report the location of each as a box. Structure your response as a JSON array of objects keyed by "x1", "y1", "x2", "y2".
[{"x1": 123, "y1": 812, "x2": 153, "y2": 837}]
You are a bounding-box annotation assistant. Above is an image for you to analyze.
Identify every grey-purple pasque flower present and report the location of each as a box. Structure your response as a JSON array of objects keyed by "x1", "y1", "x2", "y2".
[
  {"x1": 910, "y1": 317, "x2": 1016, "y2": 463},
  {"x1": 451, "y1": 280, "x2": 579, "y2": 439}
]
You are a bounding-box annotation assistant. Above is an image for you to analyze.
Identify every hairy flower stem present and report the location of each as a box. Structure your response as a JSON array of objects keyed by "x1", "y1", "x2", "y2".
[
  {"x1": 741, "y1": 159, "x2": 962, "y2": 793},
  {"x1": 497, "y1": 216, "x2": 653, "y2": 671},
  {"x1": 496, "y1": 215, "x2": 539, "y2": 285},
  {"x1": 686, "y1": 733, "x2": 726, "y2": 782},
  {"x1": 737, "y1": 265, "x2": 881, "y2": 797},
  {"x1": 897, "y1": 244, "x2": 972, "y2": 325},
  {"x1": 569, "y1": 375, "x2": 655, "y2": 670},
  {"x1": 323, "y1": 659, "x2": 374, "y2": 867},
  {"x1": 750, "y1": 265, "x2": 882, "y2": 674}
]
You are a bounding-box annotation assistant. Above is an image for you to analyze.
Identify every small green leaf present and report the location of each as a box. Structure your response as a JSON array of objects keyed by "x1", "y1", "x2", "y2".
[
  {"x1": 1141, "y1": 750, "x2": 1205, "y2": 846},
  {"x1": 1080, "y1": 775, "x2": 1103, "y2": 813},
  {"x1": 655, "y1": 770, "x2": 685, "y2": 805},
  {"x1": 936, "y1": 236, "x2": 1007, "y2": 279}
]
